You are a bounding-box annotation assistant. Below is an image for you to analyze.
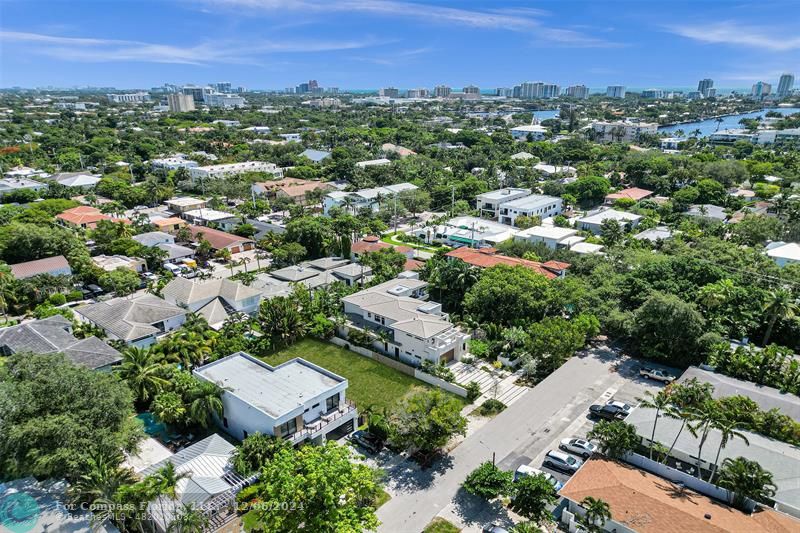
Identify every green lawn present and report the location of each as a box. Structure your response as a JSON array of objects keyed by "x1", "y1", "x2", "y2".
[
  {"x1": 423, "y1": 517, "x2": 462, "y2": 533},
  {"x1": 381, "y1": 232, "x2": 451, "y2": 253},
  {"x1": 260, "y1": 338, "x2": 458, "y2": 413}
]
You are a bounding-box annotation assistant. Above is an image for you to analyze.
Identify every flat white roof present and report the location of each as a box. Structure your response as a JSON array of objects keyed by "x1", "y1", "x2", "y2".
[
  {"x1": 500, "y1": 194, "x2": 561, "y2": 210},
  {"x1": 569, "y1": 242, "x2": 605, "y2": 254},
  {"x1": 478, "y1": 188, "x2": 531, "y2": 201},
  {"x1": 184, "y1": 208, "x2": 234, "y2": 221},
  {"x1": 766, "y1": 242, "x2": 800, "y2": 261},
  {"x1": 578, "y1": 208, "x2": 642, "y2": 225},
  {"x1": 511, "y1": 124, "x2": 547, "y2": 132},
  {"x1": 516, "y1": 225, "x2": 578, "y2": 240},
  {"x1": 195, "y1": 352, "x2": 344, "y2": 419},
  {"x1": 167, "y1": 196, "x2": 205, "y2": 206}
]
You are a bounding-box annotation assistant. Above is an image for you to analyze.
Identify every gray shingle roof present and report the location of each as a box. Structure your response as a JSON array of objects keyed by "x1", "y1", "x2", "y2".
[
  {"x1": 0, "y1": 316, "x2": 121, "y2": 369},
  {"x1": 75, "y1": 294, "x2": 185, "y2": 341},
  {"x1": 162, "y1": 277, "x2": 261, "y2": 307}
]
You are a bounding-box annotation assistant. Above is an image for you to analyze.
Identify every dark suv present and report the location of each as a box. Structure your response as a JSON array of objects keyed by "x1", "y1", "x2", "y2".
[{"x1": 589, "y1": 404, "x2": 629, "y2": 420}]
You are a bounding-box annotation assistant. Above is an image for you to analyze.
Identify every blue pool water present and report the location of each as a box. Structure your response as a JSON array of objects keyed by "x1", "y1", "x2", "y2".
[{"x1": 136, "y1": 412, "x2": 169, "y2": 442}]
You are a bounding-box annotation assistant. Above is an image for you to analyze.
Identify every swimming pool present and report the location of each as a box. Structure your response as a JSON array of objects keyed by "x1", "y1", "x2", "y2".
[{"x1": 135, "y1": 412, "x2": 169, "y2": 443}]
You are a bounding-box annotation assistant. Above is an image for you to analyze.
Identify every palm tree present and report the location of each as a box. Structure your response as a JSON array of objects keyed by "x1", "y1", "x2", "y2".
[
  {"x1": 761, "y1": 288, "x2": 798, "y2": 346},
  {"x1": 374, "y1": 328, "x2": 391, "y2": 353},
  {"x1": 241, "y1": 256, "x2": 251, "y2": 273},
  {"x1": 581, "y1": 496, "x2": 612, "y2": 532},
  {"x1": 215, "y1": 248, "x2": 233, "y2": 274},
  {"x1": 116, "y1": 347, "x2": 169, "y2": 405},
  {"x1": 687, "y1": 400, "x2": 722, "y2": 474},
  {"x1": 662, "y1": 404, "x2": 694, "y2": 464},
  {"x1": 718, "y1": 457, "x2": 777, "y2": 510},
  {"x1": 153, "y1": 461, "x2": 192, "y2": 531},
  {"x1": 168, "y1": 503, "x2": 209, "y2": 533},
  {"x1": 707, "y1": 418, "x2": 749, "y2": 482},
  {"x1": 69, "y1": 451, "x2": 135, "y2": 505},
  {"x1": 691, "y1": 128, "x2": 702, "y2": 138},
  {"x1": 638, "y1": 389, "x2": 672, "y2": 460},
  {"x1": 188, "y1": 380, "x2": 224, "y2": 428},
  {"x1": 715, "y1": 117, "x2": 724, "y2": 132}
]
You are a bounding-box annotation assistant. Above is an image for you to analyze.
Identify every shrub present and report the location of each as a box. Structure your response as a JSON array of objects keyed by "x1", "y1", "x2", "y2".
[
  {"x1": 47, "y1": 293, "x2": 67, "y2": 306},
  {"x1": 478, "y1": 399, "x2": 506, "y2": 416},
  {"x1": 465, "y1": 382, "x2": 482, "y2": 403},
  {"x1": 463, "y1": 461, "x2": 513, "y2": 500}
]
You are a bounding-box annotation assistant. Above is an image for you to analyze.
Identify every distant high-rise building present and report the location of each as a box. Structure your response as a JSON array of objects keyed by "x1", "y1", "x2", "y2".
[
  {"x1": 565, "y1": 85, "x2": 589, "y2": 99},
  {"x1": 697, "y1": 78, "x2": 714, "y2": 97},
  {"x1": 542, "y1": 83, "x2": 560, "y2": 99},
  {"x1": 519, "y1": 82, "x2": 559, "y2": 99},
  {"x1": 494, "y1": 87, "x2": 512, "y2": 97},
  {"x1": 379, "y1": 87, "x2": 400, "y2": 98},
  {"x1": 512, "y1": 85, "x2": 522, "y2": 98},
  {"x1": 751, "y1": 81, "x2": 772, "y2": 98},
  {"x1": 308, "y1": 80, "x2": 319, "y2": 90},
  {"x1": 641, "y1": 89, "x2": 664, "y2": 99},
  {"x1": 284, "y1": 87, "x2": 296, "y2": 94},
  {"x1": 463, "y1": 85, "x2": 480, "y2": 95},
  {"x1": 434, "y1": 85, "x2": 451, "y2": 98},
  {"x1": 167, "y1": 93, "x2": 195, "y2": 112},
  {"x1": 606, "y1": 85, "x2": 626, "y2": 99},
  {"x1": 407, "y1": 88, "x2": 429, "y2": 98},
  {"x1": 107, "y1": 92, "x2": 150, "y2": 104},
  {"x1": 296, "y1": 83, "x2": 310, "y2": 94},
  {"x1": 182, "y1": 85, "x2": 211, "y2": 103},
  {"x1": 326, "y1": 87, "x2": 339, "y2": 95},
  {"x1": 214, "y1": 82, "x2": 232, "y2": 93},
  {"x1": 777, "y1": 73, "x2": 795, "y2": 97}
]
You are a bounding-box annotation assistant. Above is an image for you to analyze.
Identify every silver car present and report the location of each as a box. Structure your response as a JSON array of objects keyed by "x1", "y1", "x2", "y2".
[
  {"x1": 544, "y1": 450, "x2": 583, "y2": 474},
  {"x1": 559, "y1": 438, "x2": 597, "y2": 459}
]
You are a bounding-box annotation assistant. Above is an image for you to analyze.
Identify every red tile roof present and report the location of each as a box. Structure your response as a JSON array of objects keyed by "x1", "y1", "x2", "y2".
[
  {"x1": 404, "y1": 258, "x2": 424, "y2": 271},
  {"x1": 56, "y1": 206, "x2": 130, "y2": 228},
  {"x1": 560, "y1": 458, "x2": 800, "y2": 533},
  {"x1": 189, "y1": 225, "x2": 253, "y2": 251},
  {"x1": 445, "y1": 247, "x2": 569, "y2": 279},
  {"x1": 605, "y1": 187, "x2": 654, "y2": 202}
]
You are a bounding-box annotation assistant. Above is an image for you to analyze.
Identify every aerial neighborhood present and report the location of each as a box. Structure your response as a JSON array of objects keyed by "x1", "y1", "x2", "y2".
[{"x1": 1, "y1": 3, "x2": 800, "y2": 532}]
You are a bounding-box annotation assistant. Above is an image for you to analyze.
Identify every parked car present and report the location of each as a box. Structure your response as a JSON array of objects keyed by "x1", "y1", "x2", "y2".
[
  {"x1": 349, "y1": 430, "x2": 382, "y2": 454},
  {"x1": 482, "y1": 525, "x2": 510, "y2": 533},
  {"x1": 543, "y1": 450, "x2": 583, "y2": 475},
  {"x1": 589, "y1": 404, "x2": 629, "y2": 420},
  {"x1": 606, "y1": 400, "x2": 633, "y2": 414},
  {"x1": 514, "y1": 464, "x2": 563, "y2": 490},
  {"x1": 639, "y1": 367, "x2": 675, "y2": 383},
  {"x1": 559, "y1": 438, "x2": 597, "y2": 458}
]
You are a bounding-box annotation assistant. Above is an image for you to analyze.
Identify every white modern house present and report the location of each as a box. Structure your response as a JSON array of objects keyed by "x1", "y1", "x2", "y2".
[
  {"x1": 411, "y1": 216, "x2": 519, "y2": 248},
  {"x1": 476, "y1": 188, "x2": 531, "y2": 219},
  {"x1": 577, "y1": 208, "x2": 642, "y2": 234},
  {"x1": 514, "y1": 225, "x2": 580, "y2": 249},
  {"x1": 188, "y1": 161, "x2": 282, "y2": 181},
  {"x1": 590, "y1": 120, "x2": 658, "y2": 143},
  {"x1": 355, "y1": 158, "x2": 392, "y2": 168},
  {"x1": 342, "y1": 275, "x2": 469, "y2": 366},
  {"x1": 497, "y1": 194, "x2": 562, "y2": 227},
  {"x1": 510, "y1": 124, "x2": 548, "y2": 141},
  {"x1": 323, "y1": 182, "x2": 417, "y2": 214},
  {"x1": 194, "y1": 352, "x2": 357, "y2": 444},
  {"x1": 162, "y1": 277, "x2": 263, "y2": 329},
  {"x1": 766, "y1": 241, "x2": 800, "y2": 267}
]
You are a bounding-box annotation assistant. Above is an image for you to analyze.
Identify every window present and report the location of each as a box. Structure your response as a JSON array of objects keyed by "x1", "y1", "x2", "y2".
[
  {"x1": 222, "y1": 417, "x2": 228, "y2": 428},
  {"x1": 326, "y1": 394, "x2": 340, "y2": 411},
  {"x1": 243, "y1": 430, "x2": 248, "y2": 439},
  {"x1": 280, "y1": 418, "x2": 297, "y2": 437},
  {"x1": 312, "y1": 403, "x2": 320, "y2": 409}
]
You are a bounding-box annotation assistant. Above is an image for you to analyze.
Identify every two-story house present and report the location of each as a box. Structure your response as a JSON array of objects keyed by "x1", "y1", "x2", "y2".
[
  {"x1": 476, "y1": 188, "x2": 531, "y2": 220},
  {"x1": 161, "y1": 277, "x2": 262, "y2": 329},
  {"x1": 194, "y1": 352, "x2": 357, "y2": 445},
  {"x1": 497, "y1": 194, "x2": 563, "y2": 227},
  {"x1": 342, "y1": 274, "x2": 469, "y2": 366}
]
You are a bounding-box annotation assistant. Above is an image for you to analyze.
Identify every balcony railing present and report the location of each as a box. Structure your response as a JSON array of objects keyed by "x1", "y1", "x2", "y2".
[{"x1": 288, "y1": 400, "x2": 357, "y2": 444}]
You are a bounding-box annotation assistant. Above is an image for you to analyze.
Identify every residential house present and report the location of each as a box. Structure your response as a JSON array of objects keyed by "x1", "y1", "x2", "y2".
[
  {"x1": 496, "y1": 194, "x2": 563, "y2": 227},
  {"x1": 765, "y1": 241, "x2": 800, "y2": 267},
  {"x1": 188, "y1": 161, "x2": 283, "y2": 181},
  {"x1": 157, "y1": 242, "x2": 195, "y2": 264},
  {"x1": 687, "y1": 204, "x2": 729, "y2": 222},
  {"x1": 162, "y1": 277, "x2": 262, "y2": 329},
  {"x1": 533, "y1": 162, "x2": 577, "y2": 177},
  {"x1": 182, "y1": 208, "x2": 236, "y2": 226},
  {"x1": 604, "y1": 187, "x2": 654, "y2": 204},
  {"x1": 9, "y1": 255, "x2": 72, "y2": 279},
  {"x1": 165, "y1": 197, "x2": 207, "y2": 214},
  {"x1": 75, "y1": 293, "x2": 187, "y2": 347},
  {"x1": 510, "y1": 124, "x2": 547, "y2": 141},
  {"x1": 559, "y1": 457, "x2": 799, "y2": 533},
  {"x1": 189, "y1": 225, "x2": 255, "y2": 254},
  {"x1": 355, "y1": 158, "x2": 391, "y2": 168},
  {"x1": 510, "y1": 151, "x2": 535, "y2": 161},
  {"x1": 411, "y1": 216, "x2": 519, "y2": 248},
  {"x1": 323, "y1": 182, "x2": 418, "y2": 215},
  {"x1": 251, "y1": 177, "x2": 333, "y2": 206},
  {"x1": 140, "y1": 434, "x2": 253, "y2": 533},
  {"x1": 0, "y1": 315, "x2": 122, "y2": 370},
  {"x1": 132, "y1": 231, "x2": 174, "y2": 248},
  {"x1": 49, "y1": 171, "x2": 101, "y2": 189},
  {"x1": 627, "y1": 405, "x2": 800, "y2": 516},
  {"x1": 0, "y1": 177, "x2": 48, "y2": 197},
  {"x1": 350, "y1": 235, "x2": 413, "y2": 261},
  {"x1": 151, "y1": 216, "x2": 187, "y2": 233},
  {"x1": 577, "y1": 208, "x2": 642, "y2": 234},
  {"x1": 342, "y1": 275, "x2": 470, "y2": 365},
  {"x1": 476, "y1": 188, "x2": 531, "y2": 219},
  {"x1": 381, "y1": 143, "x2": 416, "y2": 157},
  {"x1": 514, "y1": 225, "x2": 579, "y2": 250},
  {"x1": 56, "y1": 205, "x2": 130, "y2": 230},
  {"x1": 194, "y1": 352, "x2": 357, "y2": 444},
  {"x1": 92, "y1": 254, "x2": 146, "y2": 273},
  {"x1": 590, "y1": 120, "x2": 659, "y2": 143},
  {"x1": 633, "y1": 226, "x2": 674, "y2": 242},
  {"x1": 298, "y1": 148, "x2": 331, "y2": 162},
  {"x1": 566, "y1": 241, "x2": 606, "y2": 255},
  {"x1": 445, "y1": 247, "x2": 569, "y2": 279},
  {"x1": 268, "y1": 257, "x2": 371, "y2": 289}
]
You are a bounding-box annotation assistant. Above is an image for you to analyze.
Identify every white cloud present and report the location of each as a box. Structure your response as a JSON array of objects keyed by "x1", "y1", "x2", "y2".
[
  {"x1": 206, "y1": 0, "x2": 618, "y2": 46},
  {"x1": 665, "y1": 21, "x2": 800, "y2": 51},
  {"x1": 0, "y1": 30, "x2": 383, "y2": 65}
]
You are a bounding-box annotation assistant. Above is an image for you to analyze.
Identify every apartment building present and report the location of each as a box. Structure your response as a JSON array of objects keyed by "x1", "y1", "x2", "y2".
[
  {"x1": 476, "y1": 188, "x2": 531, "y2": 219},
  {"x1": 188, "y1": 161, "x2": 283, "y2": 181},
  {"x1": 590, "y1": 120, "x2": 658, "y2": 143},
  {"x1": 497, "y1": 194, "x2": 563, "y2": 227}
]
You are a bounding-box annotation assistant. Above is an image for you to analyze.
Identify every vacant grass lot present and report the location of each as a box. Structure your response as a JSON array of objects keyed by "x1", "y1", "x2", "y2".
[{"x1": 261, "y1": 338, "x2": 459, "y2": 413}]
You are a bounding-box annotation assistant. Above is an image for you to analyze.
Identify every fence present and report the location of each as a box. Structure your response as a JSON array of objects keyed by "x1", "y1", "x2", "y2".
[{"x1": 329, "y1": 332, "x2": 466, "y2": 395}]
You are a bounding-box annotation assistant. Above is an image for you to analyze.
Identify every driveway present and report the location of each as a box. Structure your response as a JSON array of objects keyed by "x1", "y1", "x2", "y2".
[{"x1": 377, "y1": 346, "x2": 672, "y2": 532}]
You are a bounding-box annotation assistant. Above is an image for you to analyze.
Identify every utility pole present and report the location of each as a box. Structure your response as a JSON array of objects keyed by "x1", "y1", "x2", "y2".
[
  {"x1": 393, "y1": 195, "x2": 398, "y2": 233},
  {"x1": 451, "y1": 185, "x2": 455, "y2": 216},
  {"x1": 470, "y1": 222, "x2": 476, "y2": 249}
]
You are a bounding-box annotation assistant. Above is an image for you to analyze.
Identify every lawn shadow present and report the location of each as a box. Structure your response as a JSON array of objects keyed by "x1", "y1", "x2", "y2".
[
  {"x1": 450, "y1": 486, "x2": 515, "y2": 529},
  {"x1": 383, "y1": 453, "x2": 455, "y2": 493}
]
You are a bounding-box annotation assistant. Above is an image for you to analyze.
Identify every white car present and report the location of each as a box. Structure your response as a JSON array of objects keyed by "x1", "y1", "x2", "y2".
[
  {"x1": 514, "y1": 464, "x2": 564, "y2": 490},
  {"x1": 606, "y1": 400, "x2": 633, "y2": 414},
  {"x1": 559, "y1": 438, "x2": 597, "y2": 459}
]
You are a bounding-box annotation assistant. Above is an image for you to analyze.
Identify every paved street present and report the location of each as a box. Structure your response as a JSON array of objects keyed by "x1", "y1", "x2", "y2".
[{"x1": 377, "y1": 345, "x2": 670, "y2": 532}]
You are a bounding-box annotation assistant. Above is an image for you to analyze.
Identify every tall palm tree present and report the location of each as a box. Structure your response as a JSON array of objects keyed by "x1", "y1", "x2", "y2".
[
  {"x1": 581, "y1": 496, "x2": 612, "y2": 532},
  {"x1": 718, "y1": 457, "x2": 777, "y2": 509},
  {"x1": 707, "y1": 418, "x2": 749, "y2": 482},
  {"x1": 153, "y1": 461, "x2": 192, "y2": 531},
  {"x1": 116, "y1": 347, "x2": 169, "y2": 405},
  {"x1": 638, "y1": 389, "x2": 672, "y2": 460},
  {"x1": 687, "y1": 400, "x2": 722, "y2": 474},
  {"x1": 188, "y1": 380, "x2": 224, "y2": 428},
  {"x1": 168, "y1": 503, "x2": 209, "y2": 533},
  {"x1": 69, "y1": 452, "x2": 135, "y2": 505},
  {"x1": 662, "y1": 404, "x2": 694, "y2": 464},
  {"x1": 761, "y1": 288, "x2": 798, "y2": 346}
]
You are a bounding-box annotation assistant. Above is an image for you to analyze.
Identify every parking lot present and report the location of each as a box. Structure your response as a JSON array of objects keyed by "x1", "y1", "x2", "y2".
[{"x1": 495, "y1": 350, "x2": 673, "y2": 487}]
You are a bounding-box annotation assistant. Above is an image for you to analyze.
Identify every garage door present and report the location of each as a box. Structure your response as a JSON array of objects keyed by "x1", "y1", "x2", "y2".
[
  {"x1": 326, "y1": 419, "x2": 354, "y2": 441},
  {"x1": 440, "y1": 349, "x2": 455, "y2": 363}
]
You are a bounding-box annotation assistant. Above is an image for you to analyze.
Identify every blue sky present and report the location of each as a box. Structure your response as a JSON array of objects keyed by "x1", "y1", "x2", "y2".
[{"x1": 1, "y1": 0, "x2": 798, "y2": 90}]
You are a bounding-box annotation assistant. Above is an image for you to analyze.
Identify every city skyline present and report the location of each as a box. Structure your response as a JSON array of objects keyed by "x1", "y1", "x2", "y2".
[{"x1": 1, "y1": 0, "x2": 799, "y2": 89}]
